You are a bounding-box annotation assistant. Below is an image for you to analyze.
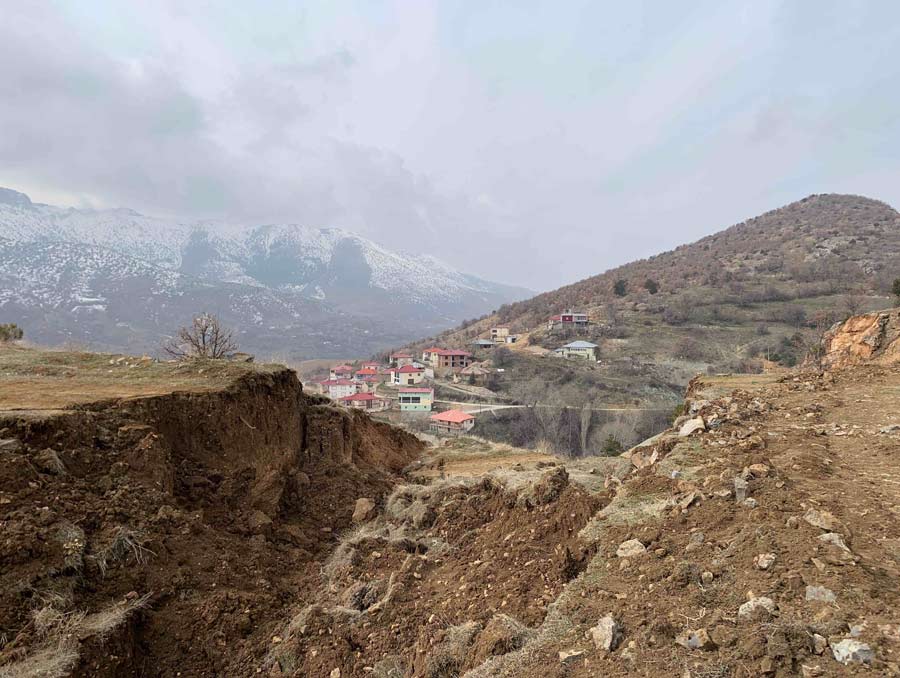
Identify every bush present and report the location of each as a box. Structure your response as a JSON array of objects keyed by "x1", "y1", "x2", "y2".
[
  {"x1": 600, "y1": 435, "x2": 623, "y2": 456},
  {"x1": 0, "y1": 323, "x2": 24, "y2": 343},
  {"x1": 642, "y1": 278, "x2": 659, "y2": 295},
  {"x1": 893, "y1": 278, "x2": 900, "y2": 304},
  {"x1": 613, "y1": 279, "x2": 628, "y2": 297}
]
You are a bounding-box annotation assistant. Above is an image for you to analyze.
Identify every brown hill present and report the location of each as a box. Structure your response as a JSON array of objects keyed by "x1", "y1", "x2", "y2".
[{"x1": 409, "y1": 194, "x2": 900, "y2": 455}]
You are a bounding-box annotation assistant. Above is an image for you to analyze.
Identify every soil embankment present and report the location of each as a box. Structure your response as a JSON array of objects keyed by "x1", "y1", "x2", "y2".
[{"x1": 0, "y1": 353, "x2": 421, "y2": 676}]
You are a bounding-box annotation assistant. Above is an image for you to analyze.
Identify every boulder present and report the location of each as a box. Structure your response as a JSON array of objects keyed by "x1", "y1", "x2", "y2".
[
  {"x1": 831, "y1": 639, "x2": 874, "y2": 665},
  {"x1": 589, "y1": 616, "x2": 623, "y2": 652},
  {"x1": 616, "y1": 539, "x2": 647, "y2": 558},
  {"x1": 738, "y1": 596, "x2": 777, "y2": 620},
  {"x1": 678, "y1": 417, "x2": 706, "y2": 437},
  {"x1": 754, "y1": 553, "x2": 776, "y2": 570},
  {"x1": 805, "y1": 585, "x2": 836, "y2": 603},
  {"x1": 675, "y1": 628, "x2": 716, "y2": 651},
  {"x1": 803, "y1": 509, "x2": 845, "y2": 534},
  {"x1": 352, "y1": 497, "x2": 377, "y2": 523}
]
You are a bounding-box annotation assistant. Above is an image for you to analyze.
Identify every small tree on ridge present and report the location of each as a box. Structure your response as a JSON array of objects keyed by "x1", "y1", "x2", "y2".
[{"x1": 164, "y1": 313, "x2": 238, "y2": 360}]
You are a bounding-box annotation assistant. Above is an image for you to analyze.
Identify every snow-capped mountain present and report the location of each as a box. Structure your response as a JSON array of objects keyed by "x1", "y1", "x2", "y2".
[{"x1": 0, "y1": 187, "x2": 530, "y2": 358}]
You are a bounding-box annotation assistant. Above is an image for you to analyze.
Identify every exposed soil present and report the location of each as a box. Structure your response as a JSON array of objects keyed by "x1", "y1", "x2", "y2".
[{"x1": 0, "y1": 356, "x2": 422, "y2": 677}]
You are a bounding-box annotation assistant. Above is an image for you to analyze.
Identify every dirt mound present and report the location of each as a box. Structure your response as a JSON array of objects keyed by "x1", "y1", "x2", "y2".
[
  {"x1": 0, "y1": 367, "x2": 421, "y2": 676},
  {"x1": 264, "y1": 467, "x2": 604, "y2": 677},
  {"x1": 819, "y1": 308, "x2": 900, "y2": 369}
]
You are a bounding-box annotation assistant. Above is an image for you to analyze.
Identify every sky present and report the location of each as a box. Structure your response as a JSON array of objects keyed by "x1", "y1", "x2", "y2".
[{"x1": 2, "y1": 1, "x2": 900, "y2": 291}]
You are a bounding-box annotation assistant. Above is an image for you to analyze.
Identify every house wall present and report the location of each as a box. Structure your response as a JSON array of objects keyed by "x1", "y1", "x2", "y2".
[
  {"x1": 399, "y1": 393, "x2": 433, "y2": 411},
  {"x1": 392, "y1": 370, "x2": 424, "y2": 385}
]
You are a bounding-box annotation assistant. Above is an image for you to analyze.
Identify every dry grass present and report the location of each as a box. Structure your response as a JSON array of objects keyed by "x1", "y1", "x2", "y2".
[
  {"x1": 0, "y1": 345, "x2": 280, "y2": 411},
  {"x1": 87, "y1": 527, "x2": 155, "y2": 577},
  {"x1": 77, "y1": 594, "x2": 152, "y2": 641}
]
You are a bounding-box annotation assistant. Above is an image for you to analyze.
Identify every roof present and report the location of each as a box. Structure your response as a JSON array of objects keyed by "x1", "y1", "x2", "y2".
[
  {"x1": 390, "y1": 352, "x2": 413, "y2": 358},
  {"x1": 319, "y1": 378, "x2": 356, "y2": 386},
  {"x1": 471, "y1": 339, "x2": 494, "y2": 345},
  {"x1": 461, "y1": 364, "x2": 491, "y2": 375},
  {"x1": 434, "y1": 349, "x2": 472, "y2": 357},
  {"x1": 399, "y1": 387, "x2": 433, "y2": 394},
  {"x1": 355, "y1": 367, "x2": 378, "y2": 375},
  {"x1": 422, "y1": 346, "x2": 444, "y2": 353},
  {"x1": 392, "y1": 364, "x2": 424, "y2": 373},
  {"x1": 563, "y1": 341, "x2": 599, "y2": 349},
  {"x1": 339, "y1": 393, "x2": 382, "y2": 402},
  {"x1": 331, "y1": 365, "x2": 353, "y2": 372},
  {"x1": 430, "y1": 409, "x2": 475, "y2": 424}
]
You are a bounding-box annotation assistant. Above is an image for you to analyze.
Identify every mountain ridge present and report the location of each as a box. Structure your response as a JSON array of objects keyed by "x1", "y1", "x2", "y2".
[{"x1": 0, "y1": 187, "x2": 531, "y2": 358}]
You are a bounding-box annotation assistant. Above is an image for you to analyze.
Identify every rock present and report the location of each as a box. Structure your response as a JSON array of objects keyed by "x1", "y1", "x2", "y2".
[
  {"x1": 675, "y1": 628, "x2": 716, "y2": 651},
  {"x1": 679, "y1": 417, "x2": 706, "y2": 437},
  {"x1": 812, "y1": 633, "x2": 828, "y2": 654},
  {"x1": 748, "y1": 463, "x2": 770, "y2": 477},
  {"x1": 248, "y1": 510, "x2": 274, "y2": 536},
  {"x1": 804, "y1": 508, "x2": 845, "y2": 533},
  {"x1": 589, "y1": 616, "x2": 623, "y2": 652},
  {"x1": 801, "y1": 665, "x2": 824, "y2": 677},
  {"x1": 733, "y1": 476, "x2": 749, "y2": 502},
  {"x1": 684, "y1": 531, "x2": 705, "y2": 553},
  {"x1": 701, "y1": 571, "x2": 714, "y2": 586},
  {"x1": 34, "y1": 448, "x2": 66, "y2": 475},
  {"x1": 330, "y1": 669, "x2": 341, "y2": 678},
  {"x1": 786, "y1": 516, "x2": 800, "y2": 529},
  {"x1": 879, "y1": 424, "x2": 900, "y2": 434},
  {"x1": 616, "y1": 539, "x2": 647, "y2": 558},
  {"x1": 831, "y1": 639, "x2": 874, "y2": 665},
  {"x1": 710, "y1": 625, "x2": 736, "y2": 648},
  {"x1": 805, "y1": 585, "x2": 836, "y2": 603},
  {"x1": 742, "y1": 498, "x2": 758, "y2": 509},
  {"x1": 817, "y1": 532, "x2": 851, "y2": 552},
  {"x1": 738, "y1": 596, "x2": 777, "y2": 620},
  {"x1": 754, "y1": 553, "x2": 776, "y2": 570},
  {"x1": 558, "y1": 648, "x2": 585, "y2": 664},
  {"x1": 352, "y1": 497, "x2": 377, "y2": 523}
]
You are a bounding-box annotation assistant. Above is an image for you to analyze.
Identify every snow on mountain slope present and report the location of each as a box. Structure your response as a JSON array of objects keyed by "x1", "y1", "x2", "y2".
[{"x1": 0, "y1": 187, "x2": 530, "y2": 357}]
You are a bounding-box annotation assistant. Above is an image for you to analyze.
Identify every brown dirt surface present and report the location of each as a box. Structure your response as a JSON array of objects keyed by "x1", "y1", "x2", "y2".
[{"x1": 0, "y1": 347, "x2": 422, "y2": 677}]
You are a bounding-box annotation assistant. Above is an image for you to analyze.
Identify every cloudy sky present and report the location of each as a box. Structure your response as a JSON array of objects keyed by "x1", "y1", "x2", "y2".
[{"x1": 2, "y1": 1, "x2": 900, "y2": 290}]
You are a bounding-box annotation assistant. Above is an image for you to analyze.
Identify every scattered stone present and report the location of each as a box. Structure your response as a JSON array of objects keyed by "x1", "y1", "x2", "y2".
[
  {"x1": 34, "y1": 448, "x2": 66, "y2": 475},
  {"x1": 754, "y1": 553, "x2": 776, "y2": 570},
  {"x1": 804, "y1": 508, "x2": 845, "y2": 533},
  {"x1": 738, "y1": 596, "x2": 777, "y2": 620},
  {"x1": 805, "y1": 585, "x2": 836, "y2": 603},
  {"x1": 675, "y1": 628, "x2": 716, "y2": 651},
  {"x1": 678, "y1": 492, "x2": 698, "y2": 510},
  {"x1": 558, "y1": 648, "x2": 585, "y2": 664},
  {"x1": 701, "y1": 571, "x2": 714, "y2": 586},
  {"x1": 800, "y1": 665, "x2": 824, "y2": 677},
  {"x1": 742, "y1": 498, "x2": 758, "y2": 509},
  {"x1": 818, "y1": 532, "x2": 851, "y2": 552},
  {"x1": 616, "y1": 539, "x2": 647, "y2": 558},
  {"x1": 747, "y1": 463, "x2": 770, "y2": 477},
  {"x1": 812, "y1": 633, "x2": 828, "y2": 654},
  {"x1": 733, "y1": 476, "x2": 749, "y2": 502},
  {"x1": 831, "y1": 639, "x2": 874, "y2": 665},
  {"x1": 589, "y1": 616, "x2": 624, "y2": 652},
  {"x1": 330, "y1": 669, "x2": 341, "y2": 678},
  {"x1": 879, "y1": 424, "x2": 900, "y2": 434},
  {"x1": 684, "y1": 532, "x2": 705, "y2": 553},
  {"x1": 352, "y1": 497, "x2": 377, "y2": 523},
  {"x1": 678, "y1": 417, "x2": 706, "y2": 437},
  {"x1": 786, "y1": 516, "x2": 800, "y2": 529},
  {"x1": 248, "y1": 510, "x2": 274, "y2": 535}
]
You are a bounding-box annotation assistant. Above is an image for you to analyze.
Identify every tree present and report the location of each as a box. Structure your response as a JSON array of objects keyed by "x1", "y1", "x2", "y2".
[
  {"x1": 613, "y1": 279, "x2": 628, "y2": 297},
  {"x1": 0, "y1": 323, "x2": 23, "y2": 343},
  {"x1": 492, "y1": 346, "x2": 513, "y2": 368},
  {"x1": 642, "y1": 278, "x2": 659, "y2": 295},
  {"x1": 893, "y1": 278, "x2": 900, "y2": 305},
  {"x1": 600, "y1": 435, "x2": 623, "y2": 456},
  {"x1": 164, "y1": 313, "x2": 238, "y2": 360}
]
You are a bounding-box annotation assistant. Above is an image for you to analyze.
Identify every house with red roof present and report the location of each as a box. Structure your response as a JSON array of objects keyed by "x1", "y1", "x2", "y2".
[
  {"x1": 338, "y1": 392, "x2": 389, "y2": 412},
  {"x1": 429, "y1": 409, "x2": 475, "y2": 435},
  {"x1": 389, "y1": 364, "x2": 425, "y2": 386},
  {"x1": 421, "y1": 346, "x2": 444, "y2": 363},
  {"x1": 317, "y1": 378, "x2": 360, "y2": 400},
  {"x1": 389, "y1": 352, "x2": 414, "y2": 367},
  {"x1": 329, "y1": 364, "x2": 354, "y2": 380},
  {"x1": 355, "y1": 367, "x2": 383, "y2": 384}
]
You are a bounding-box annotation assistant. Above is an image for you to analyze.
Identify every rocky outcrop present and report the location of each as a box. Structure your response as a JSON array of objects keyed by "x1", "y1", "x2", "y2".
[{"x1": 819, "y1": 308, "x2": 900, "y2": 369}]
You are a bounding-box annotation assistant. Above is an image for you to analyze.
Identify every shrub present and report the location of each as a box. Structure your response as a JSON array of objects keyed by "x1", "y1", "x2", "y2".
[
  {"x1": 613, "y1": 279, "x2": 628, "y2": 297},
  {"x1": 642, "y1": 278, "x2": 660, "y2": 294},
  {"x1": 0, "y1": 323, "x2": 24, "y2": 343},
  {"x1": 893, "y1": 278, "x2": 900, "y2": 304}
]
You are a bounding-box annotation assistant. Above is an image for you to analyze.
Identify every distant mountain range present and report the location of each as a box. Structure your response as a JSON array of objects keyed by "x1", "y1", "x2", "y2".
[{"x1": 0, "y1": 187, "x2": 530, "y2": 358}]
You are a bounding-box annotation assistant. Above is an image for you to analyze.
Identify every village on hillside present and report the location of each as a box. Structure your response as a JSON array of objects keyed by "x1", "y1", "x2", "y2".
[{"x1": 308, "y1": 309, "x2": 601, "y2": 437}]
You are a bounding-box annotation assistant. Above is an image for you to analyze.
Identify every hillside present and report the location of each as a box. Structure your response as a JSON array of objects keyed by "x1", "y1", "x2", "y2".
[
  {"x1": 5, "y1": 338, "x2": 900, "y2": 675},
  {"x1": 414, "y1": 194, "x2": 900, "y2": 455},
  {"x1": 0, "y1": 187, "x2": 528, "y2": 358}
]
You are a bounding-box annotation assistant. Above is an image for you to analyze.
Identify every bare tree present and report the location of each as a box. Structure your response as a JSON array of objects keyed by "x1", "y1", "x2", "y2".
[{"x1": 164, "y1": 313, "x2": 238, "y2": 360}]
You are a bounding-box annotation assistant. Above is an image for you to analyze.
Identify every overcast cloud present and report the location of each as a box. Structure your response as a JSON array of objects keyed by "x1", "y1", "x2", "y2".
[{"x1": 2, "y1": 1, "x2": 900, "y2": 289}]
